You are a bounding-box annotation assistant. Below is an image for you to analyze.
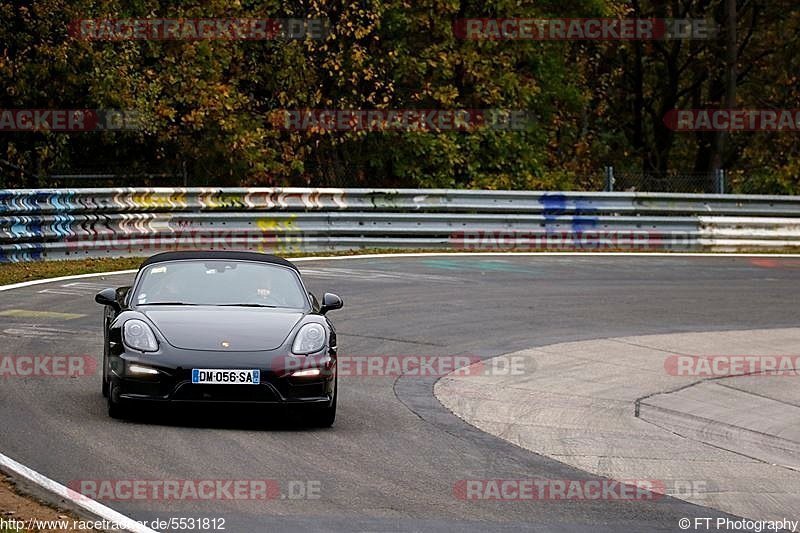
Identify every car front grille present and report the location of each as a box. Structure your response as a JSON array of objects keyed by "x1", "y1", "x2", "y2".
[{"x1": 172, "y1": 382, "x2": 282, "y2": 402}]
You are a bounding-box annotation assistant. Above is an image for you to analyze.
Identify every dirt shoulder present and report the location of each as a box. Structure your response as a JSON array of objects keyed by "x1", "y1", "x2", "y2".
[{"x1": 0, "y1": 474, "x2": 99, "y2": 532}]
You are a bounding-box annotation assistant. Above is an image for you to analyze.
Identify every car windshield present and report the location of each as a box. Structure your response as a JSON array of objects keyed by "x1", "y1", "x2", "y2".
[{"x1": 132, "y1": 260, "x2": 307, "y2": 309}]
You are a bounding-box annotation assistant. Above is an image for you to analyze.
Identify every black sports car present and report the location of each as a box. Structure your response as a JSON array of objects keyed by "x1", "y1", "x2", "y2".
[{"x1": 95, "y1": 251, "x2": 343, "y2": 426}]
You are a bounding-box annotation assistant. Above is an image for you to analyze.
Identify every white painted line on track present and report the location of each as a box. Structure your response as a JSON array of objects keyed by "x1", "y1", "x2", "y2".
[
  {"x1": 0, "y1": 270, "x2": 137, "y2": 292},
  {"x1": 0, "y1": 453, "x2": 157, "y2": 533}
]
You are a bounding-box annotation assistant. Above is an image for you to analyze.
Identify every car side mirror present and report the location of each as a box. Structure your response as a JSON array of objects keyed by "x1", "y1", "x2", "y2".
[
  {"x1": 95, "y1": 288, "x2": 121, "y2": 311},
  {"x1": 319, "y1": 292, "x2": 343, "y2": 314}
]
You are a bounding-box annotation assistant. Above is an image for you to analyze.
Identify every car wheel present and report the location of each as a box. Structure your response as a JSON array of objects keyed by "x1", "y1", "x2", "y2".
[
  {"x1": 107, "y1": 382, "x2": 130, "y2": 420},
  {"x1": 101, "y1": 322, "x2": 111, "y2": 398},
  {"x1": 311, "y1": 380, "x2": 337, "y2": 428},
  {"x1": 101, "y1": 354, "x2": 109, "y2": 398}
]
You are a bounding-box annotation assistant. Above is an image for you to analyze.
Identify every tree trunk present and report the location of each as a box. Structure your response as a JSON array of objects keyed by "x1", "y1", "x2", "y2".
[{"x1": 711, "y1": 0, "x2": 737, "y2": 171}]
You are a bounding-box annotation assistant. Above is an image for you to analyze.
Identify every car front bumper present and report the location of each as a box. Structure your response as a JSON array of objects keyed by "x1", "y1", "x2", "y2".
[{"x1": 111, "y1": 356, "x2": 335, "y2": 407}]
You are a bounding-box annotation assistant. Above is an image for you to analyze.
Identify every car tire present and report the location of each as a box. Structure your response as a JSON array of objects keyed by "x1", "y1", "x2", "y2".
[
  {"x1": 101, "y1": 356, "x2": 109, "y2": 398},
  {"x1": 101, "y1": 329, "x2": 110, "y2": 397},
  {"x1": 311, "y1": 380, "x2": 337, "y2": 428},
  {"x1": 107, "y1": 382, "x2": 130, "y2": 420}
]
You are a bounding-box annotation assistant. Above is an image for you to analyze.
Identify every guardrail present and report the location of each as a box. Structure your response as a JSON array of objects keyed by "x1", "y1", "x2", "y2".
[{"x1": 1, "y1": 188, "x2": 799, "y2": 261}]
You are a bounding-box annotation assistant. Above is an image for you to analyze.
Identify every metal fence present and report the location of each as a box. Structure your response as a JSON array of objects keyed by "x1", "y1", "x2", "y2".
[
  {"x1": 603, "y1": 167, "x2": 725, "y2": 194},
  {"x1": 1, "y1": 164, "x2": 771, "y2": 194},
  {"x1": 1, "y1": 188, "x2": 799, "y2": 262}
]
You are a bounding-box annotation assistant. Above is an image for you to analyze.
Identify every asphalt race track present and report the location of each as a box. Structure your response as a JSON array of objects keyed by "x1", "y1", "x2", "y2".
[{"x1": 1, "y1": 255, "x2": 798, "y2": 532}]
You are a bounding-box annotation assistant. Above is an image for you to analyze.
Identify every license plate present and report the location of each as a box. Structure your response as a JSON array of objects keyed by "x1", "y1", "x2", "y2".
[{"x1": 191, "y1": 369, "x2": 260, "y2": 385}]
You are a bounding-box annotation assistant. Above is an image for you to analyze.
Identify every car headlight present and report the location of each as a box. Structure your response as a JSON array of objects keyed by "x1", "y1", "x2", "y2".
[
  {"x1": 123, "y1": 319, "x2": 159, "y2": 353},
  {"x1": 292, "y1": 323, "x2": 326, "y2": 354}
]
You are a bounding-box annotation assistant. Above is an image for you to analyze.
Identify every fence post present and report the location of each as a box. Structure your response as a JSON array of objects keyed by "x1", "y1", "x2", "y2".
[
  {"x1": 715, "y1": 168, "x2": 726, "y2": 194},
  {"x1": 605, "y1": 166, "x2": 615, "y2": 192}
]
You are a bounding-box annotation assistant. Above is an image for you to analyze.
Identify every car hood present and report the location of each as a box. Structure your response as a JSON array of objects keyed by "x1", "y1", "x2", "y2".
[{"x1": 140, "y1": 306, "x2": 305, "y2": 352}]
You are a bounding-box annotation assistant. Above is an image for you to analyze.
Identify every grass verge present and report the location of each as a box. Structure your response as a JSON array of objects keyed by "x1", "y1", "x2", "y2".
[{"x1": 0, "y1": 249, "x2": 443, "y2": 286}]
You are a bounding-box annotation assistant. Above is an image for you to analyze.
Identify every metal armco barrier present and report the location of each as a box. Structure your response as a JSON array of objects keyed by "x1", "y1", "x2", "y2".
[{"x1": 1, "y1": 188, "x2": 799, "y2": 261}]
